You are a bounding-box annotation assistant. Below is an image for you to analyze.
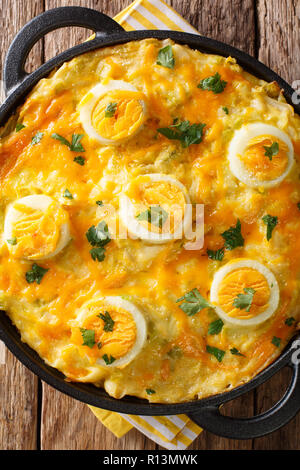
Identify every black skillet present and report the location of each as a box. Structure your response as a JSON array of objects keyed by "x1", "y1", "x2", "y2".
[{"x1": 1, "y1": 6, "x2": 300, "y2": 440}]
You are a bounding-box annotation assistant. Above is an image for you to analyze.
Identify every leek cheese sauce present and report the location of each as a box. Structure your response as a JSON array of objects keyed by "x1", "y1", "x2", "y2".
[{"x1": 0, "y1": 39, "x2": 300, "y2": 403}]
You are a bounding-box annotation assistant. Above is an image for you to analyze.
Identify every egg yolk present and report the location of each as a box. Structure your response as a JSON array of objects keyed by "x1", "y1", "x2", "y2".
[
  {"x1": 127, "y1": 176, "x2": 186, "y2": 234},
  {"x1": 10, "y1": 202, "x2": 68, "y2": 260},
  {"x1": 217, "y1": 267, "x2": 270, "y2": 319},
  {"x1": 91, "y1": 90, "x2": 145, "y2": 142},
  {"x1": 74, "y1": 307, "x2": 137, "y2": 361},
  {"x1": 240, "y1": 136, "x2": 289, "y2": 181}
]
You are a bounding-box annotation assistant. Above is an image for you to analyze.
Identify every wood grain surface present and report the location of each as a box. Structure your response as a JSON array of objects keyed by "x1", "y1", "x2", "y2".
[{"x1": 0, "y1": 0, "x2": 300, "y2": 451}]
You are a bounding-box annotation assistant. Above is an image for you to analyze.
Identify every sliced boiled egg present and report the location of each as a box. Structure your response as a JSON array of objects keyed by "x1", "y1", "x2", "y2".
[
  {"x1": 73, "y1": 296, "x2": 147, "y2": 368},
  {"x1": 78, "y1": 80, "x2": 147, "y2": 145},
  {"x1": 119, "y1": 173, "x2": 192, "y2": 244},
  {"x1": 4, "y1": 195, "x2": 71, "y2": 260},
  {"x1": 228, "y1": 123, "x2": 294, "y2": 188},
  {"x1": 210, "y1": 259, "x2": 279, "y2": 327}
]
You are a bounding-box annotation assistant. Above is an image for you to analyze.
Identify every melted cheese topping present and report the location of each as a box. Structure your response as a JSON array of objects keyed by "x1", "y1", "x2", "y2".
[{"x1": 0, "y1": 39, "x2": 300, "y2": 403}]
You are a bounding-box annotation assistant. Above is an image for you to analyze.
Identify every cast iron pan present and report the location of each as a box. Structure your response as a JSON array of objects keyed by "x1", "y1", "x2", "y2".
[{"x1": 1, "y1": 6, "x2": 300, "y2": 440}]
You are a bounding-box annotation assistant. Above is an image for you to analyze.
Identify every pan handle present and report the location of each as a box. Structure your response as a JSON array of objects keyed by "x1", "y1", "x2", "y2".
[
  {"x1": 188, "y1": 358, "x2": 300, "y2": 439},
  {"x1": 3, "y1": 6, "x2": 124, "y2": 95}
]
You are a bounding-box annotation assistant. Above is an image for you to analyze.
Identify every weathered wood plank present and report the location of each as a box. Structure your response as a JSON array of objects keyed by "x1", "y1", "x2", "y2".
[
  {"x1": 0, "y1": 349, "x2": 38, "y2": 450},
  {"x1": 0, "y1": 0, "x2": 43, "y2": 451},
  {"x1": 257, "y1": 0, "x2": 300, "y2": 84},
  {"x1": 171, "y1": 0, "x2": 256, "y2": 55},
  {"x1": 41, "y1": 384, "x2": 156, "y2": 450}
]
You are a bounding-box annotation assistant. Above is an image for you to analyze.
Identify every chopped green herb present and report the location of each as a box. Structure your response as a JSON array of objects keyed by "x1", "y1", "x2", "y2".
[
  {"x1": 263, "y1": 142, "x2": 279, "y2": 161},
  {"x1": 31, "y1": 131, "x2": 44, "y2": 145},
  {"x1": 222, "y1": 106, "x2": 229, "y2": 114},
  {"x1": 102, "y1": 354, "x2": 116, "y2": 365},
  {"x1": 272, "y1": 336, "x2": 281, "y2": 348},
  {"x1": 206, "y1": 345, "x2": 225, "y2": 362},
  {"x1": 233, "y1": 287, "x2": 256, "y2": 312},
  {"x1": 136, "y1": 205, "x2": 168, "y2": 228},
  {"x1": 16, "y1": 123, "x2": 25, "y2": 132},
  {"x1": 25, "y1": 263, "x2": 48, "y2": 284},
  {"x1": 146, "y1": 389, "x2": 156, "y2": 395},
  {"x1": 86, "y1": 221, "x2": 110, "y2": 247},
  {"x1": 80, "y1": 328, "x2": 96, "y2": 348},
  {"x1": 285, "y1": 317, "x2": 296, "y2": 327},
  {"x1": 86, "y1": 221, "x2": 111, "y2": 262},
  {"x1": 90, "y1": 246, "x2": 106, "y2": 262},
  {"x1": 157, "y1": 119, "x2": 206, "y2": 148},
  {"x1": 73, "y1": 156, "x2": 85, "y2": 166},
  {"x1": 221, "y1": 219, "x2": 244, "y2": 250},
  {"x1": 156, "y1": 45, "x2": 175, "y2": 69},
  {"x1": 297, "y1": 202, "x2": 300, "y2": 211},
  {"x1": 198, "y1": 72, "x2": 227, "y2": 94},
  {"x1": 176, "y1": 288, "x2": 211, "y2": 316},
  {"x1": 98, "y1": 311, "x2": 115, "y2": 332},
  {"x1": 262, "y1": 214, "x2": 278, "y2": 241},
  {"x1": 207, "y1": 247, "x2": 225, "y2": 261},
  {"x1": 105, "y1": 102, "x2": 118, "y2": 118},
  {"x1": 208, "y1": 319, "x2": 224, "y2": 335},
  {"x1": 230, "y1": 347, "x2": 245, "y2": 357},
  {"x1": 96, "y1": 200, "x2": 103, "y2": 206},
  {"x1": 7, "y1": 237, "x2": 17, "y2": 245},
  {"x1": 97, "y1": 342, "x2": 102, "y2": 349},
  {"x1": 51, "y1": 133, "x2": 85, "y2": 152},
  {"x1": 63, "y1": 189, "x2": 73, "y2": 199}
]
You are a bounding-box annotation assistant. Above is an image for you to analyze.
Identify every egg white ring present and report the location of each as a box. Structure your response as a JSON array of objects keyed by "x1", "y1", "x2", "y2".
[
  {"x1": 210, "y1": 259, "x2": 280, "y2": 327},
  {"x1": 76, "y1": 296, "x2": 147, "y2": 368},
  {"x1": 228, "y1": 123, "x2": 294, "y2": 188},
  {"x1": 119, "y1": 173, "x2": 192, "y2": 244},
  {"x1": 78, "y1": 80, "x2": 147, "y2": 145},
  {"x1": 4, "y1": 195, "x2": 71, "y2": 260}
]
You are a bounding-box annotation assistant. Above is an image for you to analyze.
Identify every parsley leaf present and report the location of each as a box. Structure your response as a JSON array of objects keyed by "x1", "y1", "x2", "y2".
[
  {"x1": 263, "y1": 142, "x2": 279, "y2": 161},
  {"x1": 51, "y1": 133, "x2": 85, "y2": 152},
  {"x1": 156, "y1": 45, "x2": 175, "y2": 69},
  {"x1": 230, "y1": 347, "x2": 245, "y2": 357},
  {"x1": 25, "y1": 263, "x2": 48, "y2": 284},
  {"x1": 222, "y1": 106, "x2": 229, "y2": 114},
  {"x1": 105, "y1": 102, "x2": 118, "y2": 118},
  {"x1": 233, "y1": 287, "x2": 256, "y2": 312},
  {"x1": 86, "y1": 221, "x2": 111, "y2": 262},
  {"x1": 98, "y1": 311, "x2": 115, "y2": 332},
  {"x1": 7, "y1": 237, "x2": 17, "y2": 245},
  {"x1": 90, "y1": 246, "x2": 106, "y2": 262},
  {"x1": 262, "y1": 214, "x2": 278, "y2": 241},
  {"x1": 146, "y1": 389, "x2": 156, "y2": 395},
  {"x1": 285, "y1": 317, "x2": 296, "y2": 326},
  {"x1": 157, "y1": 119, "x2": 206, "y2": 148},
  {"x1": 16, "y1": 123, "x2": 25, "y2": 132},
  {"x1": 176, "y1": 288, "x2": 211, "y2": 316},
  {"x1": 96, "y1": 200, "x2": 103, "y2": 206},
  {"x1": 198, "y1": 72, "x2": 227, "y2": 94},
  {"x1": 31, "y1": 131, "x2": 44, "y2": 145},
  {"x1": 136, "y1": 205, "x2": 168, "y2": 228},
  {"x1": 73, "y1": 156, "x2": 85, "y2": 166},
  {"x1": 80, "y1": 328, "x2": 96, "y2": 348},
  {"x1": 206, "y1": 345, "x2": 225, "y2": 362},
  {"x1": 63, "y1": 189, "x2": 73, "y2": 199},
  {"x1": 207, "y1": 247, "x2": 225, "y2": 261},
  {"x1": 86, "y1": 221, "x2": 111, "y2": 247},
  {"x1": 102, "y1": 354, "x2": 116, "y2": 365},
  {"x1": 208, "y1": 319, "x2": 224, "y2": 335},
  {"x1": 221, "y1": 219, "x2": 244, "y2": 250},
  {"x1": 272, "y1": 336, "x2": 281, "y2": 348}
]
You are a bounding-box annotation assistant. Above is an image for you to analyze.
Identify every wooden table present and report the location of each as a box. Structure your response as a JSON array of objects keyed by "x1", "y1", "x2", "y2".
[{"x1": 0, "y1": 0, "x2": 299, "y2": 451}]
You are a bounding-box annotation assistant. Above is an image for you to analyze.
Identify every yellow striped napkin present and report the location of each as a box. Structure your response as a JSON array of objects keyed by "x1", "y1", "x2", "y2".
[{"x1": 89, "y1": 0, "x2": 203, "y2": 450}]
